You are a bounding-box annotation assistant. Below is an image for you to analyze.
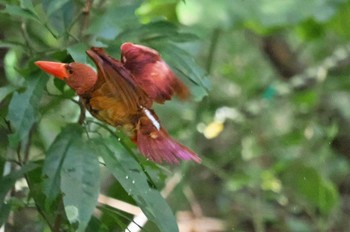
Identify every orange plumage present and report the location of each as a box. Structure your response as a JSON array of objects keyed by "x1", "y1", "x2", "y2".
[{"x1": 35, "y1": 43, "x2": 201, "y2": 164}]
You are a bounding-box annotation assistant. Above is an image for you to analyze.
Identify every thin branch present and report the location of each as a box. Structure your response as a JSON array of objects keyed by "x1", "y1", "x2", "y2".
[
  {"x1": 80, "y1": 0, "x2": 93, "y2": 38},
  {"x1": 77, "y1": 97, "x2": 86, "y2": 125},
  {"x1": 183, "y1": 185, "x2": 203, "y2": 217}
]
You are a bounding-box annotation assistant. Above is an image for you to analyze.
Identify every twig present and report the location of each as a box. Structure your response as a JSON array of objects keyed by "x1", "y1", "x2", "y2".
[
  {"x1": 80, "y1": 0, "x2": 93, "y2": 38},
  {"x1": 77, "y1": 97, "x2": 86, "y2": 125},
  {"x1": 183, "y1": 185, "x2": 203, "y2": 217},
  {"x1": 98, "y1": 194, "x2": 142, "y2": 215}
]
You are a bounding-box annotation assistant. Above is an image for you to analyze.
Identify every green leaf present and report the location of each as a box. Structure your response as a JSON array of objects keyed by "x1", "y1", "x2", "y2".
[
  {"x1": 42, "y1": 124, "x2": 100, "y2": 231},
  {"x1": 0, "y1": 86, "x2": 17, "y2": 103},
  {"x1": 292, "y1": 90, "x2": 318, "y2": 111},
  {"x1": 7, "y1": 73, "x2": 48, "y2": 147},
  {"x1": 42, "y1": 125, "x2": 82, "y2": 202},
  {"x1": 87, "y1": 3, "x2": 140, "y2": 41},
  {"x1": 3, "y1": 4, "x2": 41, "y2": 23},
  {"x1": 67, "y1": 43, "x2": 89, "y2": 64},
  {"x1": 20, "y1": 0, "x2": 37, "y2": 14},
  {"x1": 53, "y1": 78, "x2": 66, "y2": 93},
  {"x1": 41, "y1": 0, "x2": 77, "y2": 36},
  {"x1": 281, "y1": 162, "x2": 339, "y2": 214},
  {"x1": 328, "y1": 1, "x2": 350, "y2": 38},
  {"x1": 44, "y1": 0, "x2": 71, "y2": 17},
  {"x1": 60, "y1": 137, "x2": 100, "y2": 232},
  {"x1": 0, "y1": 202, "x2": 11, "y2": 227},
  {"x1": 117, "y1": 21, "x2": 199, "y2": 43},
  {"x1": 157, "y1": 43, "x2": 209, "y2": 101},
  {"x1": 0, "y1": 162, "x2": 38, "y2": 204},
  {"x1": 98, "y1": 137, "x2": 179, "y2": 232},
  {"x1": 177, "y1": 0, "x2": 346, "y2": 32},
  {"x1": 137, "y1": 0, "x2": 180, "y2": 22}
]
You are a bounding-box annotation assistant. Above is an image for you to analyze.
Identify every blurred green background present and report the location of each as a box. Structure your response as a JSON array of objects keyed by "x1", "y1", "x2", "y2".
[{"x1": 1, "y1": 0, "x2": 350, "y2": 231}]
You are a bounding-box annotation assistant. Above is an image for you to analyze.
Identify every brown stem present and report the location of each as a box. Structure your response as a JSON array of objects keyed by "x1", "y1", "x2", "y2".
[
  {"x1": 261, "y1": 35, "x2": 305, "y2": 80},
  {"x1": 78, "y1": 97, "x2": 86, "y2": 125},
  {"x1": 80, "y1": 0, "x2": 93, "y2": 38}
]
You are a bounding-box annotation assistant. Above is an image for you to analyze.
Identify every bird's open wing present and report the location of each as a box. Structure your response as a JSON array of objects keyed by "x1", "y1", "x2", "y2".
[
  {"x1": 121, "y1": 42, "x2": 189, "y2": 104},
  {"x1": 86, "y1": 47, "x2": 151, "y2": 111}
]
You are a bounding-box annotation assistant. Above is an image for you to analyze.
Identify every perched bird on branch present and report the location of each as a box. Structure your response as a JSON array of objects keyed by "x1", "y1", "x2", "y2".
[{"x1": 35, "y1": 43, "x2": 200, "y2": 164}]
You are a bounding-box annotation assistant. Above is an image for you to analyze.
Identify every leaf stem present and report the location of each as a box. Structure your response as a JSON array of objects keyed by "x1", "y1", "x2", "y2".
[{"x1": 206, "y1": 27, "x2": 221, "y2": 74}]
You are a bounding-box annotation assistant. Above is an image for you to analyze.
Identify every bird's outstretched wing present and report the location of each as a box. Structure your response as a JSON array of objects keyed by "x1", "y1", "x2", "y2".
[
  {"x1": 86, "y1": 47, "x2": 151, "y2": 112},
  {"x1": 121, "y1": 42, "x2": 189, "y2": 104}
]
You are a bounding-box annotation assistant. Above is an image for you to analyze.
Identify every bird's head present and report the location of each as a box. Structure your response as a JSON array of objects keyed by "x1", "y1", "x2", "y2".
[{"x1": 35, "y1": 61, "x2": 97, "y2": 95}]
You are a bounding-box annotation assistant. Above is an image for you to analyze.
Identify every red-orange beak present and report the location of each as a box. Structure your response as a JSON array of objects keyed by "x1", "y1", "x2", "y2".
[{"x1": 35, "y1": 61, "x2": 68, "y2": 80}]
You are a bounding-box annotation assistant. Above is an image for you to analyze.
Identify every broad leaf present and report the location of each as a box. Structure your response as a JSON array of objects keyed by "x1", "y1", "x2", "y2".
[
  {"x1": 67, "y1": 43, "x2": 90, "y2": 64},
  {"x1": 42, "y1": 125, "x2": 79, "y2": 202},
  {"x1": 41, "y1": 0, "x2": 77, "y2": 36},
  {"x1": 61, "y1": 137, "x2": 100, "y2": 232},
  {"x1": 98, "y1": 137, "x2": 179, "y2": 232},
  {"x1": 0, "y1": 86, "x2": 16, "y2": 103},
  {"x1": 158, "y1": 43, "x2": 209, "y2": 101},
  {"x1": 42, "y1": 124, "x2": 100, "y2": 231},
  {"x1": 87, "y1": 3, "x2": 140, "y2": 41},
  {"x1": 3, "y1": 4, "x2": 40, "y2": 23},
  {"x1": 7, "y1": 73, "x2": 48, "y2": 147},
  {"x1": 281, "y1": 162, "x2": 339, "y2": 214},
  {"x1": 118, "y1": 21, "x2": 198, "y2": 42}
]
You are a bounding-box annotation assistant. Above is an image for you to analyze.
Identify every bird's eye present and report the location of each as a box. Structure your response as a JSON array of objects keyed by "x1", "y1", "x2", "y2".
[{"x1": 66, "y1": 65, "x2": 73, "y2": 74}]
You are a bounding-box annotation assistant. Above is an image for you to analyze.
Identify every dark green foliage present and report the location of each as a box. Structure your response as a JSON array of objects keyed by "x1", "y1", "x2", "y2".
[{"x1": 2, "y1": 0, "x2": 350, "y2": 231}]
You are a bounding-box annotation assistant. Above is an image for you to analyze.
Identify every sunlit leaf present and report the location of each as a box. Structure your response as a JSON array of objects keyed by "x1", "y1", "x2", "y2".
[
  {"x1": 178, "y1": 0, "x2": 347, "y2": 32},
  {"x1": 137, "y1": 0, "x2": 180, "y2": 23}
]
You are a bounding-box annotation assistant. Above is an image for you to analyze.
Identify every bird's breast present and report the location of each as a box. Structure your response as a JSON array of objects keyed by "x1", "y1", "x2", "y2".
[{"x1": 82, "y1": 94, "x2": 139, "y2": 128}]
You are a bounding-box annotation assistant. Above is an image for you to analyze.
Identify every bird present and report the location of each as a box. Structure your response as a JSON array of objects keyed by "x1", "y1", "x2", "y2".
[{"x1": 35, "y1": 43, "x2": 201, "y2": 164}]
